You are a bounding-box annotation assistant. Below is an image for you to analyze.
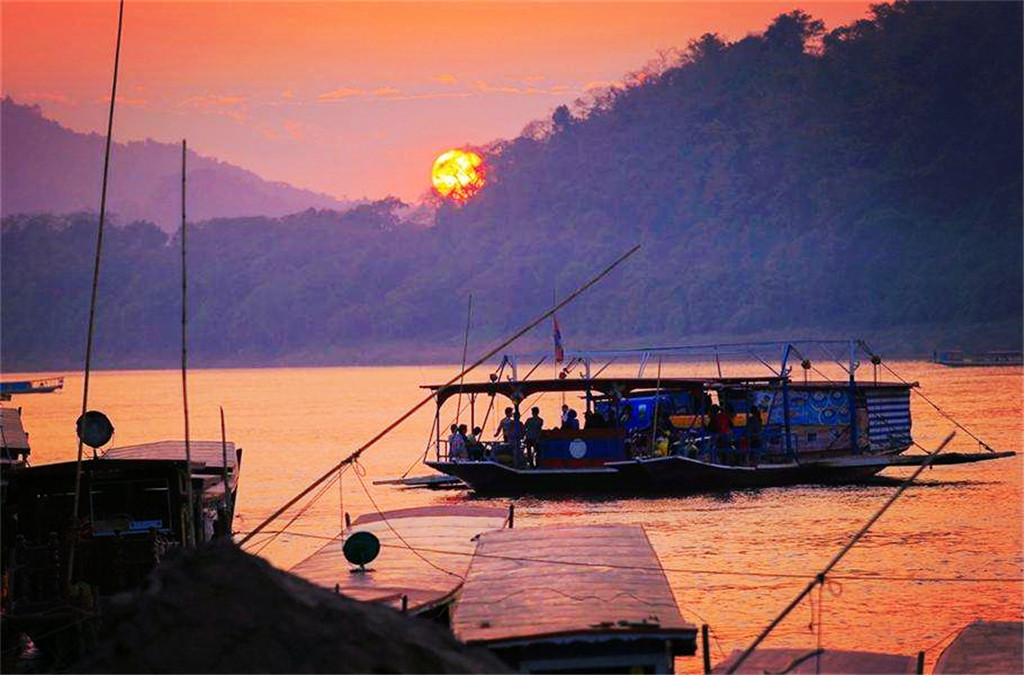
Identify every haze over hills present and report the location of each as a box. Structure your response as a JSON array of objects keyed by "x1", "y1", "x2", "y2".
[
  {"x1": 0, "y1": 98, "x2": 352, "y2": 231},
  {"x1": 2, "y1": 1, "x2": 1021, "y2": 371}
]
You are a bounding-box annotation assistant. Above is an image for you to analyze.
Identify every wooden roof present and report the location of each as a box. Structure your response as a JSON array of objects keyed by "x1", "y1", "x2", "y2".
[
  {"x1": 104, "y1": 440, "x2": 239, "y2": 472},
  {"x1": 0, "y1": 407, "x2": 30, "y2": 451},
  {"x1": 451, "y1": 523, "x2": 695, "y2": 646},
  {"x1": 933, "y1": 621, "x2": 1023, "y2": 674},
  {"x1": 713, "y1": 648, "x2": 917, "y2": 674},
  {"x1": 290, "y1": 505, "x2": 508, "y2": 614}
]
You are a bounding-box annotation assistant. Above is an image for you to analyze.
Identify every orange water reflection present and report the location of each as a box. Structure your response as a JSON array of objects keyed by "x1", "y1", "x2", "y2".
[{"x1": 6, "y1": 361, "x2": 1021, "y2": 671}]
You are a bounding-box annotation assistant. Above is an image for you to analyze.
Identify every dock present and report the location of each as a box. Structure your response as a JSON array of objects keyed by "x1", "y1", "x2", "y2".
[
  {"x1": 290, "y1": 505, "x2": 508, "y2": 615},
  {"x1": 933, "y1": 620, "x2": 1022, "y2": 674},
  {"x1": 451, "y1": 523, "x2": 697, "y2": 673}
]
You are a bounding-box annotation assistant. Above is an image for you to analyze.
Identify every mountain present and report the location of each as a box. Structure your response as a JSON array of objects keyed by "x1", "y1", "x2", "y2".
[
  {"x1": 2, "y1": 1, "x2": 1021, "y2": 371},
  {"x1": 0, "y1": 98, "x2": 351, "y2": 230}
]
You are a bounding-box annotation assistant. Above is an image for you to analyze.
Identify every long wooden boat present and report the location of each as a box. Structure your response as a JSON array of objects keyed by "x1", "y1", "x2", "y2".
[
  {"x1": 420, "y1": 342, "x2": 1015, "y2": 495},
  {"x1": 451, "y1": 523, "x2": 697, "y2": 673},
  {"x1": 0, "y1": 377, "x2": 65, "y2": 398}
]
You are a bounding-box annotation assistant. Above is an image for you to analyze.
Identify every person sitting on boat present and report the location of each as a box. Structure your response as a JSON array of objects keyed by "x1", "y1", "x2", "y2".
[
  {"x1": 448, "y1": 423, "x2": 468, "y2": 461},
  {"x1": 523, "y1": 407, "x2": 544, "y2": 468},
  {"x1": 562, "y1": 409, "x2": 580, "y2": 431},
  {"x1": 466, "y1": 425, "x2": 486, "y2": 460}
]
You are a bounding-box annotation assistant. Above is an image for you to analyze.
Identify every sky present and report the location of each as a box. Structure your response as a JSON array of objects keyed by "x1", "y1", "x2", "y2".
[{"x1": 2, "y1": 1, "x2": 873, "y2": 202}]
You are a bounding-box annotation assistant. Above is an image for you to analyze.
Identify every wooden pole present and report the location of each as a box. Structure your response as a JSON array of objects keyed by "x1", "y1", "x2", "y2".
[
  {"x1": 649, "y1": 357, "x2": 663, "y2": 456},
  {"x1": 181, "y1": 140, "x2": 195, "y2": 545},
  {"x1": 220, "y1": 406, "x2": 234, "y2": 527},
  {"x1": 68, "y1": 0, "x2": 125, "y2": 590},
  {"x1": 455, "y1": 294, "x2": 472, "y2": 425},
  {"x1": 701, "y1": 624, "x2": 712, "y2": 675},
  {"x1": 238, "y1": 244, "x2": 641, "y2": 545}
]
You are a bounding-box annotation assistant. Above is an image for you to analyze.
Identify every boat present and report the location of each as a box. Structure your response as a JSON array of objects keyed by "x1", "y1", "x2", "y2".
[
  {"x1": 421, "y1": 341, "x2": 1015, "y2": 495},
  {"x1": 450, "y1": 523, "x2": 697, "y2": 673},
  {"x1": 932, "y1": 349, "x2": 1023, "y2": 367},
  {"x1": 0, "y1": 377, "x2": 65, "y2": 399}
]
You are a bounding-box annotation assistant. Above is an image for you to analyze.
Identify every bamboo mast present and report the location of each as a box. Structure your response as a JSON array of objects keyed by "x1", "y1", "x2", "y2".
[
  {"x1": 68, "y1": 0, "x2": 125, "y2": 589},
  {"x1": 239, "y1": 244, "x2": 641, "y2": 546},
  {"x1": 181, "y1": 140, "x2": 195, "y2": 544}
]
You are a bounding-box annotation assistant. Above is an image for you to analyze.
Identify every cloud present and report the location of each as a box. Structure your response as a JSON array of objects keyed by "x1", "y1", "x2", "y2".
[
  {"x1": 281, "y1": 89, "x2": 295, "y2": 100},
  {"x1": 317, "y1": 88, "x2": 366, "y2": 102},
  {"x1": 179, "y1": 94, "x2": 248, "y2": 109},
  {"x1": 430, "y1": 73, "x2": 458, "y2": 85},
  {"x1": 372, "y1": 86, "x2": 401, "y2": 98},
  {"x1": 282, "y1": 119, "x2": 305, "y2": 140},
  {"x1": 583, "y1": 80, "x2": 621, "y2": 92},
  {"x1": 19, "y1": 92, "x2": 74, "y2": 105}
]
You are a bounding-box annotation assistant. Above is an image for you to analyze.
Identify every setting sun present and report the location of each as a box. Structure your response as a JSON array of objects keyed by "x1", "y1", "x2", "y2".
[{"x1": 431, "y1": 149, "x2": 486, "y2": 202}]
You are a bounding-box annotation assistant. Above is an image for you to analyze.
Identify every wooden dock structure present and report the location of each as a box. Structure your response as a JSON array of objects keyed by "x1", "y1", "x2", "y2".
[
  {"x1": 451, "y1": 523, "x2": 697, "y2": 673},
  {"x1": 713, "y1": 648, "x2": 918, "y2": 674},
  {"x1": 290, "y1": 505, "x2": 508, "y2": 615},
  {"x1": 933, "y1": 621, "x2": 1022, "y2": 674}
]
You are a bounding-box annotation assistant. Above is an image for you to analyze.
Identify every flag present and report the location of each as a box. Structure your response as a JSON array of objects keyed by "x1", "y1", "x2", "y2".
[{"x1": 553, "y1": 316, "x2": 564, "y2": 364}]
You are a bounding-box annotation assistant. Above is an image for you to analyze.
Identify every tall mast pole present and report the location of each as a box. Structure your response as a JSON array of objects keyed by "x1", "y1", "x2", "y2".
[
  {"x1": 68, "y1": 0, "x2": 125, "y2": 590},
  {"x1": 181, "y1": 139, "x2": 195, "y2": 544}
]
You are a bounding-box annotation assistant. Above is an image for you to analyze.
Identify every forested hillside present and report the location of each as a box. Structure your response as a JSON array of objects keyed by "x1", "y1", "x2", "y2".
[
  {"x1": 0, "y1": 99, "x2": 351, "y2": 231},
  {"x1": 3, "y1": 1, "x2": 1021, "y2": 371}
]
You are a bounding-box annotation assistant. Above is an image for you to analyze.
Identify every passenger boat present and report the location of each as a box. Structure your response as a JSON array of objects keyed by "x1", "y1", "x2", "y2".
[
  {"x1": 0, "y1": 377, "x2": 65, "y2": 398},
  {"x1": 423, "y1": 341, "x2": 1015, "y2": 495},
  {"x1": 932, "y1": 349, "x2": 1023, "y2": 367}
]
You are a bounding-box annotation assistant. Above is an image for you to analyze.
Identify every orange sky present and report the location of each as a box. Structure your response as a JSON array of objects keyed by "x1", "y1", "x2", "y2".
[{"x1": 3, "y1": 1, "x2": 873, "y2": 201}]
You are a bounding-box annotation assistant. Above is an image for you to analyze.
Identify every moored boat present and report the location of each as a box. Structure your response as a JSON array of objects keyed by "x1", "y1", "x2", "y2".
[{"x1": 422, "y1": 340, "x2": 1015, "y2": 495}]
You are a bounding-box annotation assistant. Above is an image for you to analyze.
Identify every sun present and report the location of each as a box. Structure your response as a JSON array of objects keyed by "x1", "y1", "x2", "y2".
[{"x1": 431, "y1": 149, "x2": 486, "y2": 202}]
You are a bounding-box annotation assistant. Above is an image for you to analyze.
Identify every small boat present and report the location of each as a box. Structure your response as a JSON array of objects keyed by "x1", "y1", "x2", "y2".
[
  {"x1": 0, "y1": 377, "x2": 64, "y2": 398},
  {"x1": 420, "y1": 341, "x2": 1015, "y2": 495},
  {"x1": 932, "y1": 349, "x2": 1023, "y2": 367}
]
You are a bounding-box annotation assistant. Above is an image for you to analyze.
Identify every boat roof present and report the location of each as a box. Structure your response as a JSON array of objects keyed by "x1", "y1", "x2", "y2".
[
  {"x1": 104, "y1": 440, "x2": 239, "y2": 472},
  {"x1": 1, "y1": 407, "x2": 30, "y2": 451},
  {"x1": 451, "y1": 523, "x2": 696, "y2": 647},
  {"x1": 713, "y1": 648, "x2": 918, "y2": 674},
  {"x1": 424, "y1": 376, "x2": 779, "y2": 405},
  {"x1": 423, "y1": 376, "x2": 912, "y2": 405},
  {"x1": 933, "y1": 621, "x2": 1023, "y2": 674},
  {"x1": 290, "y1": 505, "x2": 508, "y2": 614}
]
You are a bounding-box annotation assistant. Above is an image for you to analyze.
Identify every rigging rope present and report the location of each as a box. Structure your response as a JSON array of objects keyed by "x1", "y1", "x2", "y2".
[
  {"x1": 238, "y1": 244, "x2": 640, "y2": 545},
  {"x1": 725, "y1": 431, "x2": 957, "y2": 674}
]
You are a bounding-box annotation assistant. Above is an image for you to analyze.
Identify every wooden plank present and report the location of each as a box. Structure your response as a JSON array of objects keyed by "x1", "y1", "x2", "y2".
[
  {"x1": 290, "y1": 506, "x2": 508, "y2": 614},
  {"x1": 452, "y1": 524, "x2": 695, "y2": 645},
  {"x1": 933, "y1": 621, "x2": 1023, "y2": 674},
  {"x1": 714, "y1": 648, "x2": 917, "y2": 674}
]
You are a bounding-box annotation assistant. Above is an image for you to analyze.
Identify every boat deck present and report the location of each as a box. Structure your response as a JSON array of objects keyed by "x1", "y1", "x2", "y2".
[
  {"x1": 452, "y1": 523, "x2": 696, "y2": 647},
  {"x1": 290, "y1": 505, "x2": 508, "y2": 614}
]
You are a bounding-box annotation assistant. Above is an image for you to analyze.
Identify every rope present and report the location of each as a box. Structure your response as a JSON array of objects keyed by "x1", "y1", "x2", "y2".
[
  {"x1": 725, "y1": 431, "x2": 957, "y2": 674},
  {"x1": 238, "y1": 244, "x2": 641, "y2": 545},
  {"x1": 352, "y1": 461, "x2": 464, "y2": 579},
  {"x1": 859, "y1": 341, "x2": 995, "y2": 451},
  {"x1": 246, "y1": 465, "x2": 347, "y2": 555}
]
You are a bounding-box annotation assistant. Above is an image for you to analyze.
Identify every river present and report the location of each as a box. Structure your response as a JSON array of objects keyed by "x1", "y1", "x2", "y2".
[{"x1": 5, "y1": 360, "x2": 1021, "y2": 671}]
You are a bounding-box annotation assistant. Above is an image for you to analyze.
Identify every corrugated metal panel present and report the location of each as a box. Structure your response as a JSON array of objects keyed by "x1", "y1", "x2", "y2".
[{"x1": 865, "y1": 389, "x2": 911, "y2": 450}]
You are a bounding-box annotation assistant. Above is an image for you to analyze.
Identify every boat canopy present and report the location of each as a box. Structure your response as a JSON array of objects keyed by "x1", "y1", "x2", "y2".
[{"x1": 423, "y1": 376, "x2": 781, "y2": 406}]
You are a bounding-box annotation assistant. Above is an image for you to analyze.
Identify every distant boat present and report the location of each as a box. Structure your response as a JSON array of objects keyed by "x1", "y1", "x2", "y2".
[
  {"x1": 0, "y1": 377, "x2": 64, "y2": 398},
  {"x1": 419, "y1": 341, "x2": 1016, "y2": 495},
  {"x1": 932, "y1": 349, "x2": 1023, "y2": 367}
]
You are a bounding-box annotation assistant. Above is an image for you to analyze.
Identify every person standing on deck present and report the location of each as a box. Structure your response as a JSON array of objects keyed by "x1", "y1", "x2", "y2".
[
  {"x1": 524, "y1": 407, "x2": 544, "y2": 468},
  {"x1": 495, "y1": 407, "x2": 516, "y2": 442},
  {"x1": 448, "y1": 423, "x2": 467, "y2": 461},
  {"x1": 561, "y1": 404, "x2": 571, "y2": 426}
]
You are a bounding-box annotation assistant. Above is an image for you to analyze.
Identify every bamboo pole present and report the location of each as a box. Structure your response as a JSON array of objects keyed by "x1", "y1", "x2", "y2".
[
  {"x1": 68, "y1": 0, "x2": 125, "y2": 590},
  {"x1": 181, "y1": 140, "x2": 195, "y2": 545}
]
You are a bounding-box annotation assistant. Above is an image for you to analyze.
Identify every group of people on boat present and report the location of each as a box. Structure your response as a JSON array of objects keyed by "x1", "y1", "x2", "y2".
[{"x1": 444, "y1": 393, "x2": 769, "y2": 468}]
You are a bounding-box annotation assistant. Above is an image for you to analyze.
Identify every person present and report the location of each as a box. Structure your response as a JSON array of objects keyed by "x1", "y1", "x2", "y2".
[
  {"x1": 448, "y1": 423, "x2": 467, "y2": 461},
  {"x1": 563, "y1": 409, "x2": 580, "y2": 431},
  {"x1": 495, "y1": 407, "x2": 515, "y2": 442},
  {"x1": 745, "y1": 406, "x2": 763, "y2": 459},
  {"x1": 466, "y1": 425, "x2": 485, "y2": 460},
  {"x1": 561, "y1": 404, "x2": 571, "y2": 427},
  {"x1": 523, "y1": 407, "x2": 544, "y2": 468},
  {"x1": 618, "y1": 404, "x2": 633, "y2": 428},
  {"x1": 713, "y1": 405, "x2": 733, "y2": 461},
  {"x1": 586, "y1": 409, "x2": 606, "y2": 429}
]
